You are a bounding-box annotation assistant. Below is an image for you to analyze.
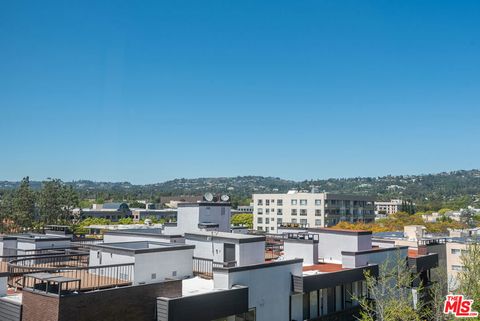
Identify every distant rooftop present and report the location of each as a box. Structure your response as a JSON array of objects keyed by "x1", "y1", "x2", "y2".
[
  {"x1": 91, "y1": 241, "x2": 194, "y2": 255},
  {"x1": 185, "y1": 231, "x2": 265, "y2": 243}
]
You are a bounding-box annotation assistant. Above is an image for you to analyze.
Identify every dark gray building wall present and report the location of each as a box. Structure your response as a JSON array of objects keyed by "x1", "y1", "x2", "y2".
[{"x1": 0, "y1": 298, "x2": 22, "y2": 321}]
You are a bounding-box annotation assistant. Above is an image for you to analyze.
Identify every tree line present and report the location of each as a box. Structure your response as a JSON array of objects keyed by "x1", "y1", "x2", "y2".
[{"x1": 0, "y1": 177, "x2": 79, "y2": 233}]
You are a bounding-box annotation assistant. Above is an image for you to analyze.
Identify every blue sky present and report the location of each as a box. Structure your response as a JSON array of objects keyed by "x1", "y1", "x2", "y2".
[{"x1": 1, "y1": 1, "x2": 479, "y2": 184}]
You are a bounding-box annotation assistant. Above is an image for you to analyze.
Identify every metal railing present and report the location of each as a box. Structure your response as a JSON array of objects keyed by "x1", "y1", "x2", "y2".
[
  {"x1": 7, "y1": 253, "x2": 133, "y2": 291},
  {"x1": 193, "y1": 257, "x2": 213, "y2": 278},
  {"x1": 193, "y1": 257, "x2": 238, "y2": 278}
]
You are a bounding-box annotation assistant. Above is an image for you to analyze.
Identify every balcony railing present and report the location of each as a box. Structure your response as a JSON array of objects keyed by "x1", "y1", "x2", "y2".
[
  {"x1": 193, "y1": 257, "x2": 237, "y2": 279},
  {"x1": 7, "y1": 253, "x2": 133, "y2": 291}
]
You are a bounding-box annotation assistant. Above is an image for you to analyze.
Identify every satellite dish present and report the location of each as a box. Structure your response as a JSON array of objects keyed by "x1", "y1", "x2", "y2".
[
  {"x1": 221, "y1": 194, "x2": 230, "y2": 202},
  {"x1": 204, "y1": 192, "x2": 214, "y2": 202}
]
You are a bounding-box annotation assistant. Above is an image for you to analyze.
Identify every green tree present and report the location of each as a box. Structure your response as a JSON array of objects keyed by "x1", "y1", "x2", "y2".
[
  {"x1": 457, "y1": 242, "x2": 480, "y2": 316},
  {"x1": 118, "y1": 217, "x2": 134, "y2": 225},
  {"x1": 358, "y1": 252, "x2": 426, "y2": 321},
  {"x1": 13, "y1": 177, "x2": 36, "y2": 230},
  {"x1": 0, "y1": 191, "x2": 15, "y2": 233},
  {"x1": 128, "y1": 201, "x2": 146, "y2": 209},
  {"x1": 460, "y1": 208, "x2": 476, "y2": 228},
  {"x1": 231, "y1": 214, "x2": 253, "y2": 229},
  {"x1": 38, "y1": 179, "x2": 79, "y2": 225}
]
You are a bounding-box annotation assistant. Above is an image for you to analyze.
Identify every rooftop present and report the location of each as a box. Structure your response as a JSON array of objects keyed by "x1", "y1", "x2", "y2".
[
  {"x1": 91, "y1": 241, "x2": 194, "y2": 254},
  {"x1": 182, "y1": 277, "x2": 219, "y2": 296},
  {"x1": 302, "y1": 263, "x2": 346, "y2": 275},
  {"x1": 308, "y1": 227, "x2": 372, "y2": 235},
  {"x1": 185, "y1": 231, "x2": 265, "y2": 243}
]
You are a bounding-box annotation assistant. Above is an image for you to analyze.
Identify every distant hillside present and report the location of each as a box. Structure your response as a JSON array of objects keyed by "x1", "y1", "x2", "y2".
[{"x1": 1, "y1": 170, "x2": 480, "y2": 209}]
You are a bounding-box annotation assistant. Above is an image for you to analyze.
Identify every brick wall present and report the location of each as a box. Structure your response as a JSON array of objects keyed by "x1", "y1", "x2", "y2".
[
  {"x1": 22, "y1": 291, "x2": 59, "y2": 321},
  {"x1": 22, "y1": 280, "x2": 182, "y2": 321}
]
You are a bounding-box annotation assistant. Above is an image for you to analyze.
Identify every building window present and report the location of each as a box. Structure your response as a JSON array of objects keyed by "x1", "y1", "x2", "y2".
[
  {"x1": 266, "y1": 200, "x2": 270, "y2": 206},
  {"x1": 300, "y1": 219, "x2": 307, "y2": 224},
  {"x1": 257, "y1": 217, "x2": 263, "y2": 224},
  {"x1": 257, "y1": 226, "x2": 263, "y2": 231},
  {"x1": 257, "y1": 199, "x2": 263, "y2": 206},
  {"x1": 266, "y1": 208, "x2": 270, "y2": 214},
  {"x1": 315, "y1": 219, "x2": 322, "y2": 226},
  {"x1": 277, "y1": 199, "x2": 283, "y2": 206},
  {"x1": 315, "y1": 199, "x2": 321, "y2": 206},
  {"x1": 277, "y1": 209, "x2": 283, "y2": 215},
  {"x1": 292, "y1": 219, "x2": 297, "y2": 223},
  {"x1": 451, "y1": 249, "x2": 461, "y2": 255},
  {"x1": 271, "y1": 217, "x2": 274, "y2": 222},
  {"x1": 266, "y1": 218, "x2": 270, "y2": 224},
  {"x1": 291, "y1": 209, "x2": 298, "y2": 216},
  {"x1": 257, "y1": 208, "x2": 263, "y2": 215},
  {"x1": 291, "y1": 199, "x2": 298, "y2": 205},
  {"x1": 277, "y1": 218, "x2": 283, "y2": 224},
  {"x1": 300, "y1": 209, "x2": 307, "y2": 216},
  {"x1": 300, "y1": 199, "x2": 307, "y2": 206},
  {"x1": 315, "y1": 209, "x2": 322, "y2": 216},
  {"x1": 452, "y1": 265, "x2": 463, "y2": 271}
]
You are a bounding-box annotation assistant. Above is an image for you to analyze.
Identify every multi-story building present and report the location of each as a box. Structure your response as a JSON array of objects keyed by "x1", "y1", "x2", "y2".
[
  {"x1": 77, "y1": 202, "x2": 132, "y2": 221},
  {"x1": 0, "y1": 201, "x2": 438, "y2": 321},
  {"x1": 253, "y1": 191, "x2": 375, "y2": 232},
  {"x1": 374, "y1": 199, "x2": 403, "y2": 215}
]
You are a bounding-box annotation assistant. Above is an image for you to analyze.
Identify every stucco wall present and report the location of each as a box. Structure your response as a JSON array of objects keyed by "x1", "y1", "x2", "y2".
[
  {"x1": 134, "y1": 249, "x2": 193, "y2": 284},
  {"x1": 213, "y1": 260, "x2": 303, "y2": 321},
  {"x1": 283, "y1": 241, "x2": 318, "y2": 265}
]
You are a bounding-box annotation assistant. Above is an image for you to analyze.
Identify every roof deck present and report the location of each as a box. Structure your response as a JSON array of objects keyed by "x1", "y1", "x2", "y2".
[{"x1": 302, "y1": 263, "x2": 346, "y2": 275}]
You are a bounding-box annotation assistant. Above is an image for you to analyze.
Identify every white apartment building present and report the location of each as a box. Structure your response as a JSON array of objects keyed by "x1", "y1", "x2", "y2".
[
  {"x1": 253, "y1": 191, "x2": 375, "y2": 232},
  {"x1": 375, "y1": 199, "x2": 403, "y2": 215}
]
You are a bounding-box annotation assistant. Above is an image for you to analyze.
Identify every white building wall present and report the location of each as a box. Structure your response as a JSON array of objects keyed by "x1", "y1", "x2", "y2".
[
  {"x1": 283, "y1": 241, "x2": 318, "y2": 265},
  {"x1": 0, "y1": 240, "x2": 17, "y2": 256},
  {"x1": 213, "y1": 261, "x2": 303, "y2": 321},
  {"x1": 176, "y1": 206, "x2": 201, "y2": 235},
  {"x1": 88, "y1": 250, "x2": 134, "y2": 266},
  {"x1": 134, "y1": 249, "x2": 193, "y2": 284},
  {"x1": 318, "y1": 233, "x2": 370, "y2": 263},
  {"x1": 236, "y1": 242, "x2": 265, "y2": 266},
  {"x1": 103, "y1": 234, "x2": 183, "y2": 244}
]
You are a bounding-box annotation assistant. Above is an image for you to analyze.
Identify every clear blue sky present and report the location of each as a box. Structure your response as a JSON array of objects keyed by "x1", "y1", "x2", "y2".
[{"x1": 1, "y1": 1, "x2": 479, "y2": 184}]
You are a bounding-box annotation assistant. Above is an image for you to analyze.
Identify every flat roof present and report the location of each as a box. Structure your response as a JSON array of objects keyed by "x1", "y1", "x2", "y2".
[
  {"x1": 182, "y1": 277, "x2": 217, "y2": 296},
  {"x1": 178, "y1": 202, "x2": 231, "y2": 207},
  {"x1": 2, "y1": 233, "x2": 71, "y2": 242},
  {"x1": 214, "y1": 258, "x2": 303, "y2": 273},
  {"x1": 185, "y1": 231, "x2": 265, "y2": 244},
  {"x1": 104, "y1": 229, "x2": 182, "y2": 238},
  {"x1": 91, "y1": 241, "x2": 194, "y2": 255},
  {"x1": 308, "y1": 228, "x2": 372, "y2": 236},
  {"x1": 303, "y1": 263, "x2": 346, "y2": 275}
]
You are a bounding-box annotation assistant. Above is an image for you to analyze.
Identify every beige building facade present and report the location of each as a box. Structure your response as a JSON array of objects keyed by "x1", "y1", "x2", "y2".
[
  {"x1": 375, "y1": 199, "x2": 403, "y2": 215},
  {"x1": 253, "y1": 191, "x2": 375, "y2": 232}
]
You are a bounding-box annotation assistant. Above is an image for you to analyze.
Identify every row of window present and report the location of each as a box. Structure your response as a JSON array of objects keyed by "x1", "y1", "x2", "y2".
[
  {"x1": 257, "y1": 208, "x2": 373, "y2": 216},
  {"x1": 257, "y1": 218, "x2": 322, "y2": 226},
  {"x1": 257, "y1": 208, "x2": 322, "y2": 216},
  {"x1": 257, "y1": 199, "x2": 322, "y2": 206},
  {"x1": 451, "y1": 249, "x2": 467, "y2": 255},
  {"x1": 256, "y1": 199, "x2": 372, "y2": 207}
]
